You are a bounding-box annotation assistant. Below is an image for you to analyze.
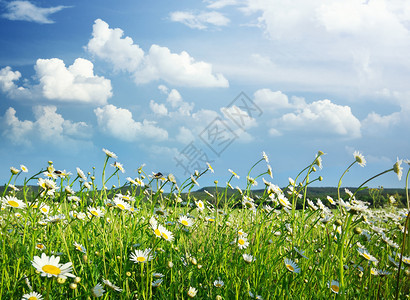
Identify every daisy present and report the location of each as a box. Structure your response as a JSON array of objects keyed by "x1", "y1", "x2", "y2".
[
  {"x1": 228, "y1": 169, "x2": 240, "y2": 179},
  {"x1": 357, "y1": 248, "x2": 378, "y2": 263},
  {"x1": 111, "y1": 161, "x2": 125, "y2": 173},
  {"x1": 76, "y1": 167, "x2": 87, "y2": 181},
  {"x1": 278, "y1": 194, "x2": 291, "y2": 210},
  {"x1": 179, "y1": 215, "x2": 194, "y2": 227},
  {"x1": 130, "y1": 248, "x2": 153, "y2": 263},
  {"x1": 91, "y1": 283, "x2": 105, "y2": 297},
  {"x1": 31, "y1": 253, "x2": 75, "y2": 279},
  {"x1": 39, "y1": 204, "x2": 50, "y2": 215},
  {"x1": 152, "y1": 279, "x2": 163, "y2": 287},
  {"x1": 213, "y1": 278, "x2": 224, "y2": 287},
  {"x1": 160, "y1": 226, "x2": 174, "y2": 242},
  {"x1": 113, "y1": 198, "x2": 131, "y2": 211},
  {"x1": 328, "y1": 280, "x2": 339, "y2": 293},
  {"x1": 153, "y1": 272, "x2": 164, "y2": 278},
  {"x1": 262, "y1": 151, "x2": 269, "y2": 163},
  {"x1": 294, "y1": 247, "x2": 308, "y2": 259},
  {"x1": 102, "y1": 279, "x2": 122, "y2": 292},
  {"x1": 353, "y1": 151, "x2": 366, "y2": 167},
  {"x1": 187, "y1": 286, "x2": 198, "y2": 298},
  {"x1": 284, "y1": 258, "x2": 300, "y2": 273},
  {"x1": 2, "y1": 196, "x2": 26, "y2": 209},
  {"x1": 190, "y1": 175, "x2": 199, "y2": 186},
  {"x1": 237, "y1": 236, "x2": 250, "y2": 249},
  {"x1": 207, "y1": 162, "x2": 214, "y2": 173},
  {"x1": 10, "y1": 166, "x2": 20, "y2": 174},
  {"x1": 195, "y1": 200, "x2": 205, "y2": 211},
  {"x1": 102, "y1": 148, "x2": 117, "y2": 159},
  {"x1": 267, "y1": 164, "x2": 273, "y2": 178},
  {"x1": 22, "y1": 291, "x2": 43, "y2": 300},
  {"x1": 73, "y1": 242, "x2": 87, "y2": 254},
  {"x1": 243, "y1": 253, "x2": 255, "y2": 263},
  {"x1": 35, "y1": 243, "x2": 46, "y2": 251},
  {"x1": 393, "y1": 158, "x2": 403, "y2": 180},
  {"x1": 20, "y1": 165, "x2": 28, "y2": 173},
  {"x1": 326, "y1": 195, "x2": 336, "y2": 205},
  {"x1": 87, "y1": 206, "x2": 104, "y2": 217}
]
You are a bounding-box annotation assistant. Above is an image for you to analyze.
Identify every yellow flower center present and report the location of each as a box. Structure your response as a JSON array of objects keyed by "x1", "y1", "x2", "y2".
[
  {"x1": 215, "y1": 283, "x2": 222, "y2": 287},
  {"x1": 137, "y1": 256, "x2": 146, "y2": 262},
  {"x1": 91, "y1": 210, "x2": 99, "y2": 216},
  {"x1": 286, "y1": 264, "x2": 294, "y2": 272},
  {"x1": 331, "y1": 285, "x2": 339, "y2": 293},
  {"x1": 162, "y1": 233, "x2": 169, "y2": 240},
  {"x1": 238, "y1": 239, "x2": 245, "y2": 245},
  {"x1": 37, "y1": 244, "x2": 44, "y2": 249},
  {"x1": 117, "y1": 203, "x2": 125, "y2": 210},
  {"x1": 41, "y1": 207, "x2": 48, "y2": 212},
  {"x1": 8, "y1": 200, "x2": 19, "y2": 207},
  {"x1": 208, "y1": 218, "x2": 214, "y2": 222},
  {"x1": 28, "y1": 297, "x2": 38, "y2": 300},
  {"x1": 363, "y1": 253, "x2": 371, "y2": 260},
  {"x1": 182, "y1": 220, "x2": 189, "y2": 226},
  {"x1": 42, "y1": 264, "x2": 61, "y2": 275}
]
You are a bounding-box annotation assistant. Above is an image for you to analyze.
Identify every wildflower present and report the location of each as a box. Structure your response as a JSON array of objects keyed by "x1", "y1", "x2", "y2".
[
  {"x1": 267, "y1": 164, "x2": 273, "y2": 178},
  {"x1": 152, "y1": 279, "x2": 163, "y2": 287},
  {"x1": 357, "y1": 248, "x2": 378, "y2": 263},
  {"x1": 353, "y1": 151, "x2": 366, "y2": 167},
  {"x1": 76, "y1": 167, "x2": 87, "y2": 181},
  {"x1": 195, "y1": 200, "x2": 205, "y2": 211},
  {"x1": 31, "y1": 253, "x2": 75, "y2": 279},
  {"x1": 190, "y1": 175, "x2": 199, "y2": 186},
  {"x1": 284, "y1": 258, "x2": 300, "y2": 273},
  {"x1": 87, "y1": 206, "x2": 104, "y2": 217},
  {"x1": 22, "y1": 291, "x2": 43, "y2": 300},
  {"x1": 39, "y1": 204, "x2": 50, "y2": 215},
  {"x1": 314, "y1": 154, "x2": 323, "y2": 169},
  {"x1": 153, "y1": 272, "x2": 164, "y2": 278},
  {"x1": 8, "y1": 184, "x2": 19, "y2": 191},
  {"x1": 207, "y1": 162, "x2": 214, "y2": 173},
  {"x1": 111, "y1": 161, "x2": 125, "y2": 173},
  {"x1": 278, "y1": 194, "x2": 291, "y2": 210},
  {"x1": 35, "y1": 243, "x2": 46, "y2": 251},
  {"x1": 262, "y1": 151, "x2": 269, "y2": 163},
  {"x1": 393, "y1": 158, "x2": 403, "y2": 180},
  {"x1": 2, "y1": 196, "x2": 26, "y2": 209},
  {"x1": 102, "y1": 279, "x2": 122, "y2": 292},
  {"x1": 237, "y1": 236, "x2": 250, "y2": 249},
  {"x1": 102, "y1": 148, "x2": 117, "y2": 159},
  {"x1": 10, "y1": 166, "x2": 20, "y2": 174},
  {"x1": 179, "y1": 215, "x2": 194, "y2": 227},
  {"x1": 243, "y1": 253, "x2": 255, "y2": 263},
  {"x1": 228, "y1": 169, "x2": 240, "y2": 179},
  {"x1": 204, "y1": 190, "x2": 214, "y2": 198},
  {"x1": 328, "y1": 280, "x2": 339, "y2": 293},
  {"x1": 187, "y1": 286, "x2": 198, "y2": 298},
  {"x1": 214, "y1": 278, "x2": 224, "y2": 287},
  {"x1": 92, "y1": 283, "x2": 105, "y2": 297},
  {"x1": 326, "y1": 196, "x2": 336, "y2": 205},
  {"x1": 130, "y1": 248, "x2": 154, "y2": 263},
  {"x1": 73, "y1": 242, "x2": 87, "y2": 254},
  {"x1": 113, "y1": 198, "x2": 131, "y2": 211},
  {"x1": 160, "y1": 226, "x2": 174, "y2": 242}
]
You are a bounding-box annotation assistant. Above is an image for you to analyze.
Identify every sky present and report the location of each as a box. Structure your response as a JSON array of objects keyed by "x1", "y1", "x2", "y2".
[{"x1": 0, "y1": 0, "x2": 409, "y2": 190}]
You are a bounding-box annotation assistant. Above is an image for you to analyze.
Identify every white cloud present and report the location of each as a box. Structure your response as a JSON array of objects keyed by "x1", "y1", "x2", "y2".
[
  {"x1": 274, "y1": 99, "x2": 361, "y2": 138},
  {"x1": 176, "y1": 126, "x2": 195, "y2": 144},
  {"x1": 86, "y1": 19, "x2": 144, "y2": 72},
  {"x1": 158, "y1": 85, "x2": 169, "y2": 94},
  {"x1": 149, "y1": 100, "x2": 168, "y2": 116},
  {"x1": 2, "y1": 1, "x2": 70, "y2": 24},
  {"x1": 362, "y1": 111, "x2": 401, "y2": 136},
  {"x1": 253, "y1": 89, "x2": 290, "y2": 111},
  {"x1": 0, "y1": 59, "x2": 112, "y2": 104},
  {"x1": 221, "y1": 105, "x2": 257, "y2": 129},
  {"x1": 1, "y1": 106, "x2": 91, "y2": 145},
  {"x1": 169, "y1": 10, "x2": 230, "y2": 29},
  {"x1": 206, "y1": 0, "x2": 242, "y2": 9},
  {"x1": 86, "y1": 19, "x2": 229, "y2": 88},
  {"x1": 35, "y1": 58, "x2": 112, "y2": 105},
  {"x1": 94, "y1": 104, "x2": 168, "y2": 142},
  {"x1": 166, "y1": 89, "x2": 183, "y2": 108}
]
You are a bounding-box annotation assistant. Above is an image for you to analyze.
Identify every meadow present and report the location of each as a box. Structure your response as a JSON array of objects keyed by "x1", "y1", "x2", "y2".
[{"x1": 1, "y1": 149, "x2": 409, "y2": 299}]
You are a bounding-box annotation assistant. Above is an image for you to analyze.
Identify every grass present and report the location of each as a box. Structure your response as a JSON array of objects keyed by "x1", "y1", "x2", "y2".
[{"x1": 0, "y1": 150, "x2": 409, "y2": 299}]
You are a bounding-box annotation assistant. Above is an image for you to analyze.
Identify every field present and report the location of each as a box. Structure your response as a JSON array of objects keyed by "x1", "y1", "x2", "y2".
[{"x1": 1, "y1": 149, "x2": 409, "y2": 299}]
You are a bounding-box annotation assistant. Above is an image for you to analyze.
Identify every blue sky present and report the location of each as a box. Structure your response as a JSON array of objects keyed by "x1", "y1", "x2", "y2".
[{"x1": 0, "y1": 0, "x2": 409, "y2": 189}]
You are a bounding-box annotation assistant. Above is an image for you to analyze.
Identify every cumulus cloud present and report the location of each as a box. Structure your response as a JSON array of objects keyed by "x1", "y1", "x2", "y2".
[
  {"x1": 169, "y1": 10, "x2": 230, "y2": 29},
  {"x1": 2, "y1": 1, "x2": 71, "y2": 24},
  {"x1": 94, "y1": 104, "x2": 168, "y2": 142},
  {"x1": 149, "y1": 100, "x2": 168, "y2": 116},
  {"x1": 176, "y1": 126, "x2": 195, "y2": 144},
  {"x1": 0, "y1": 59, "x2": 112, "y2": 105},
  {"x1": 1, "y1": 106, "x2": 91, "y2": 145},
  {"x1": 253, "y1": 89, "x2": 290, "y2": 111},
  {"x1": 274, "y1": 99, "x2": 361, "y2": 138},
  {"x1": 206, "y1": 0, "x2": 242, "y2": 9},
  {"x1": 86, "y1": 19, "x2": 229, "y2": 88}
]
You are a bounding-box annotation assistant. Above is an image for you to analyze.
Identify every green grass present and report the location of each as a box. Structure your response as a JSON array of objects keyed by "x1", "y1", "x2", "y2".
[{"x1": 0, "y1": 150, "x2": 409, "y2": 299}]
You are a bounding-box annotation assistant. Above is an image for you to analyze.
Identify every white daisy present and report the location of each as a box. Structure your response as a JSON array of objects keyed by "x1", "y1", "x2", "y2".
[
  {"x1": 102, "y1": 148, "x2": 118, "y2": 159},
  {"x1": 31, "y1": 253, "x2": 75, "y2": 279},
  {"x1": 102, "y1": 278, "x2": 122, "y2": 292},
  {"x1": 22, "y1": 291, "x2": 43, "y2": 300},
  {"x1": 353, "y1": 151, "x2": 366, "y2": 167},
  {"x1": 91, "y1": 283, "x2": 105, "y2": 297},
  {"x1": 130, "y1": 248, "x2": 153, "y2": 263},
  {"x1": 179, "y1": 215, "x2": 194, "y2": 227},
  {"x1": 2, "y1": 196, "x2": 26, "y2": 209},
  {"x1": 284, "y1": 258, "x2": 300, "y2": 273}
]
